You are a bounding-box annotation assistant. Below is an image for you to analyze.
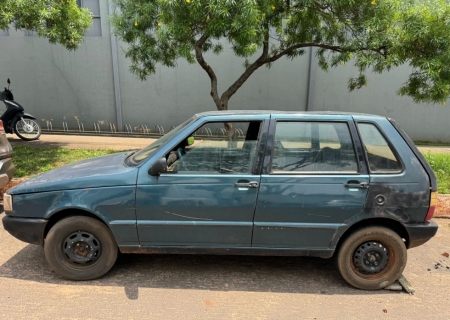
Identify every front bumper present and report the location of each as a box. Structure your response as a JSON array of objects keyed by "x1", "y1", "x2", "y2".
[
  {"x1": 405, "y1": 220, "x2": 439, "y2": 248},
  {"x1": 2, "y1": 216, "x2": 47, "y2": 246}
]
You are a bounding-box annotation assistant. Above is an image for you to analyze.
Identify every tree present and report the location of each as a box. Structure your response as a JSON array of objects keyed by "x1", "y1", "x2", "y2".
[
  {"x1": 0, "y1": 0, "x2": 92, "y2": 50},
  {"x1": 111, "y1": 0, "x2": 450, "y2": 110}
]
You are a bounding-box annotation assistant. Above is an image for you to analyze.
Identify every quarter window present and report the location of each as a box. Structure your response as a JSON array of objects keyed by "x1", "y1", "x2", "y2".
[
  {"x1": 271, "y1": 121, "x2": 358, "y2": 173},
  {"x1": 166, "y1": 121, "x2": 261, "y2": 175},
  {"x1": 357, "y1": 123, "x2": 401, "y2": 172}
]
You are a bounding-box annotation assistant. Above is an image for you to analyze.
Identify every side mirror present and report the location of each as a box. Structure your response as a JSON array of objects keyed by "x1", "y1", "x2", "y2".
[{"x1": 149, "y1": 157, "x2": 168, "y2": 176}]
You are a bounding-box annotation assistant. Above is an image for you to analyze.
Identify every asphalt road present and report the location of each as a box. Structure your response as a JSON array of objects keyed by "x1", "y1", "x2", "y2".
[{"x1": 0, "y1": 214, "x2": 449, "y2": 319}]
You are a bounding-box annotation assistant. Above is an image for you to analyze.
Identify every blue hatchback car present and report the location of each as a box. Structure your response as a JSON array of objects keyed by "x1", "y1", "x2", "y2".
[{"x1": 2, "y1": 111, "x2": 438, "y2": 290}]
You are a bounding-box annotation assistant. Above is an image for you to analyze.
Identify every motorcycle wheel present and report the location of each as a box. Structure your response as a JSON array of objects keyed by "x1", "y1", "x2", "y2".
[{"x1": 14, "y1": 118, "x2": 42, "y2": 141}]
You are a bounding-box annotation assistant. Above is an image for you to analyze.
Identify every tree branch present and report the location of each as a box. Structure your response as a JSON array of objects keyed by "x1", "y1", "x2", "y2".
[
  {"x1": 220, "y1": 30, "x2": 270, "y2": 101},
  {"x1": 194, "y1": 33, "x2": 220, "y2": 107},
  {"x1": 266, "y1": 43, "x2": 343, "y2": 63}
]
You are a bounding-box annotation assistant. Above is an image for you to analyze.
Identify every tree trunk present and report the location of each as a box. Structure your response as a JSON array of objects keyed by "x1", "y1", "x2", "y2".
[
  {"x1": 215, "y1": 98, "x2": 237, "y2": 147},
  {"x1": 215, "y1": 97, "x2": 228, "y2": 111}
]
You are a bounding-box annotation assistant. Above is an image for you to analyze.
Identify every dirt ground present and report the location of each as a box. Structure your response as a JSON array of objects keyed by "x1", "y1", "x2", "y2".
[
  {"x1": 436, "y1": 195, "x2": 450, "y2": 217},
  {"x1": 0, "y1": 214, "x2": 449, "y2": 319}
]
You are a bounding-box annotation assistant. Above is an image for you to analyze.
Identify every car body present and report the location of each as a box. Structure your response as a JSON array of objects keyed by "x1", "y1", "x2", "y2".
[
  {"x1": 2, "y1": 111, "x2": 438, "y2": 290},
  {"x1": 0, "y1": 119, "x2": 15, "y2": 188}
]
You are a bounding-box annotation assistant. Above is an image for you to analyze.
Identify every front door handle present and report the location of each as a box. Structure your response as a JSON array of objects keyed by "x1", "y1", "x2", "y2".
[
  {"x1": 345, "y1": 181, "x2": 369, "y2": 189},
  {"x1": 235, "y1": 181, "x2": 259, "y2": 188}
]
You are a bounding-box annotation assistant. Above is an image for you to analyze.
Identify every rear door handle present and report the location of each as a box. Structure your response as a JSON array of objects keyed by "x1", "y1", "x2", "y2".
[
  {"x1": 235, "y1": 181, "x2": 259, "y2": 188},
  {"x1": 345, "y1": 182, "x2": 369, "y2": 189}
]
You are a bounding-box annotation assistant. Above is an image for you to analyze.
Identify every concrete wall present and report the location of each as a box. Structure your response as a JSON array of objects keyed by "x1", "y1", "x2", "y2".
[
  {"x1": 0, "y1": 0, "x2": 449, "y2": 141},
  {"x1": 118, "y1": 46, "x2": 310, "y2": 131},
  {"x1": 0, "y1": 0, "x2": 116, "y2": 131},
  {"x1": 312, "y1": 62, "x2": 450, "y2": 142}
]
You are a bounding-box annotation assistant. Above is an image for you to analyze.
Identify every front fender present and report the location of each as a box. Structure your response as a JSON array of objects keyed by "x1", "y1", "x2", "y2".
[
  {"x1": 23, "y1": 113, "x2": 36, "y2": 120},
  {"x1": 10, "y1": 186, "x2": 138, "y2": 245},
  {"x1": 10, "y1": 113, "x2": 35, "y2": 126}
]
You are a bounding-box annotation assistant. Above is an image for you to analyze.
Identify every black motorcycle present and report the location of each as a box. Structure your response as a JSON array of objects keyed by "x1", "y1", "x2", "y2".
[{"x1": 0, "y1": 78, "x2": 41, "y2": 141}]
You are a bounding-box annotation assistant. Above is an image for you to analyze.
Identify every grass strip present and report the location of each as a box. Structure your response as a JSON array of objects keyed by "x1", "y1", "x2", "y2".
[
  {"x1": 12, "y1": 146, "x2": 119, "y2": 178},
  {"x1": 423, "y1": 152, "x2": 450, "y2": 194}
]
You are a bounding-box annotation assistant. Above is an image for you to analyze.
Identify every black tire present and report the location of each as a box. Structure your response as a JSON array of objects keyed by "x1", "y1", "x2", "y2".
[
  {"x1": 44, "y1": 216, "x2": 118, "y2": 281},
  {"x1": 13, "y1": 118, "x2": 41, "y2": 141},
  {"x1": 336, "y1": 226, "x2": 407, "y2": 290}
]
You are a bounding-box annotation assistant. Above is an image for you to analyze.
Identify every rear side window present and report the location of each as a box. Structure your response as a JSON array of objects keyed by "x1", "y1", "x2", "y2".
[
  {"x1": 357, "y1": 123, "x2": 401, "y2": 173},
  {"x1": 271, "y1": 121, "x2": 358, "y2": 173}
]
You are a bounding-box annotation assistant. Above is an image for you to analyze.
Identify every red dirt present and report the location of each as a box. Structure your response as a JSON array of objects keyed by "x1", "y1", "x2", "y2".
[
  {"x1": 0, "y1": 178, "x2": 27, "y2": 199},
  {"x1": 436, "y1": 195, "x2": 450, "y2": 218}
]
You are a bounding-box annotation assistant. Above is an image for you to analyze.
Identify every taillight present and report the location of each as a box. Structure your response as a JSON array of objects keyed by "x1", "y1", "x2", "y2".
[
  {"x1": 425, "y1": 191, "x2": 438, "y2": 221},
  {"x1": 0, "y1": 120, "x2": 4, "y2": 132}
]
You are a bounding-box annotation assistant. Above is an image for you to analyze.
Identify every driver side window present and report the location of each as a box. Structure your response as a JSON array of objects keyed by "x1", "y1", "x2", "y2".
[{"x1": 166, "y1": 121, "x2": 261, "y2": 175}]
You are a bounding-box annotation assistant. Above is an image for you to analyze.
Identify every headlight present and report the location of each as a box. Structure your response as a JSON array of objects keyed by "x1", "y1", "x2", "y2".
[{"x1": 3, "y1": 193, "x2": 12, "y2": 211}]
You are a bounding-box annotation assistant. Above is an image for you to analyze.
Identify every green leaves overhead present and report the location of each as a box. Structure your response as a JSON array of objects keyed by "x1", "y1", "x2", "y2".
[
  {"x1": 0, "y1": 0, "x2": 92, "y2": 50},
  {"x1": 112, "y1": 0, "x2": 450, "y2": 105}
]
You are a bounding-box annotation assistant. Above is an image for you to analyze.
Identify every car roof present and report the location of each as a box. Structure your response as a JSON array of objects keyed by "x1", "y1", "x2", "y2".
[{"x1": 194, "y1": 110, "x2": 386, "y2": 120}]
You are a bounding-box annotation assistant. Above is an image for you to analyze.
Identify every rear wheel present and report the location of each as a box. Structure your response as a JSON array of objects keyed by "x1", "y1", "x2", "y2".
[
  {"x1": 14, "y1": 118, "x2": 41, "y2": 141},
  {"x1": 336, "y1": 226, "x2": 407, "y2": 290},
  {"x1": 44, "y1": 216, "x2": 118, "y2": 280}
]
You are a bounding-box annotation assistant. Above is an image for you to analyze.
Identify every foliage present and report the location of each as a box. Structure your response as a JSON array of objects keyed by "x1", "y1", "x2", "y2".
[
  {"x1": 12, "y1": 146, "x2": 118, "y2": 178},
  {"x1": 111, "y1": 0, "x2": 450, "y2": 110},
  {"x1": 0, "y1": 0, "x2": 92, "y2": 50},
  {"x1": 423, "y1": 152, "x2": 450, "y2": 194}
]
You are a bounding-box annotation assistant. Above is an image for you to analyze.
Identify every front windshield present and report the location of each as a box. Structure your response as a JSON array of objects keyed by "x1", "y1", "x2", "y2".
[{"x1": 127, "y1": 117, "x2": 195, "y2": 166}]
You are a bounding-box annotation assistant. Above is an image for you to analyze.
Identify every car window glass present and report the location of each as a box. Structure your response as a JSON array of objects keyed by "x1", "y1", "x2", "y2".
[
  {"x1": 357, "y1": 123, "x2": 401, "y2": 172},
  {"x1": 166, "y1": 121, "x2": 261, "y2": 175},
  {"x1": 272, "y1": 121, "x2": 357, "y2": 173},
  {"x1": 128, "y1": 117, "x2": 195, "y2": 165}
]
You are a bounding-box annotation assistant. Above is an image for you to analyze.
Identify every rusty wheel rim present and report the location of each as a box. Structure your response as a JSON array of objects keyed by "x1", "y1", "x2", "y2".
[
  {"x1": 351, "y1": 240, "x2": 396, "y2": 280},
  {"x1": 63, "y1": 231, "x2": 102, "y2": 265}
]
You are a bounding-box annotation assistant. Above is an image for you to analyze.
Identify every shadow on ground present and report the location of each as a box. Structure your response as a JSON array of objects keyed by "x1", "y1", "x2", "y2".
[
  {"x1": 0, "y1": 244, "x2": 394, "y2": 300},
  {"x1": 8, "y1": 135, "x2": 70, "y2": 148}
]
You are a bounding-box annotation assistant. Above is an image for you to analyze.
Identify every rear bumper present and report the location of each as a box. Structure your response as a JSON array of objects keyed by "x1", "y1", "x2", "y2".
[
  {"x1": 405, "y1": 220, "x2": 439, "y2": 248},
  {"x1": 2, "y1": 216, "x2": 47, "y2": 246},
  {"x1": 0, "y1": 158, "x2": 15, "y2": 188}
]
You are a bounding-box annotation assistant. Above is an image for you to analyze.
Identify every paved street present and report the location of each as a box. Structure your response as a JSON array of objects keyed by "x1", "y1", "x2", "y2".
[
  {"x1": 0, "y1": 213, "x2": 449, "y2": 319},
  {"x1": 7, "y1": 134, "x2": 156, "y2": 151},
  {"x1": 2, "y1": 134, "x2": 450, "y2": 318}
]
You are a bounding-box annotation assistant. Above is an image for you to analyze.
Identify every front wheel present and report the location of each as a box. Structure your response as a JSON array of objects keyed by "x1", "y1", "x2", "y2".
[
  {"x1": 336, "y1": 226, "x2": 407, "y2": 290},
  {"x1": 44, "y1": 216, "x2": 118, "y2": 280},
  {"x1": 13, "y1": 118, "x2": 41, "y2": 141}
]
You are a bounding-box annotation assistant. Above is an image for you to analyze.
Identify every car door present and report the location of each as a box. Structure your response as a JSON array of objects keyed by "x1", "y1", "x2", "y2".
[
  {"x1": 253, "y1": 115, "x2": 369, "y2": 250},
  {"x1": 135, "y1": 115, "x2": 269, "y2": 247}
]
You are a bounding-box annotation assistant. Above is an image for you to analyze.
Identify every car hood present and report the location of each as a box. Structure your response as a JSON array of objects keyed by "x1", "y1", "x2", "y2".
[{"x1": 8, "y1": 152, "x2": 138, "y2": 195}]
